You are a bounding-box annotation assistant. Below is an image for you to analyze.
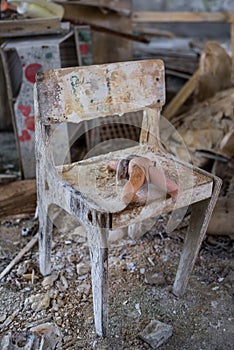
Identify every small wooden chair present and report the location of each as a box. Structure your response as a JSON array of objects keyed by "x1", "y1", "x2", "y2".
[{"x1": 34, "y1": 59, "x2": 221, "y2": 337}]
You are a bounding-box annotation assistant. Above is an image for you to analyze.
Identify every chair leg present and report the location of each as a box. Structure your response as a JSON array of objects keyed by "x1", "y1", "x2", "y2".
[
  {"x1": 85, "y1": 225, "x2": 108, "y2": 337},
  {"x1": 38, "y1": 206, "x2": 53, "y2": 276},
  {"x1": 173, "y1": 197, "x2": 214, "y2": 297}
]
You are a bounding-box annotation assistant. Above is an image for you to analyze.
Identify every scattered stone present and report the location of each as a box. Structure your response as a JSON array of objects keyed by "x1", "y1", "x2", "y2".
[
  {"x1": 126, "y1": 262, "x2": 136, "y2": 272},
  {"x1": 135, "y1": 303, "x2": 141, "y2": 316},
  {"x1": 51, "y1": 271, "x2": 59, "y2": 283},
  {"x1": 42, "y1": 275, "x2": 53, "y2": 289},
  {"x1": 76, "y1": 282, "x2": 91, "y2": 295},
  {"x1": 25, "y1": 294, "x2": 51, "y2": 312},
  {"x1": 76, "y1": 262, "x2": 90, "y2": 276},
  {"x1": 60, "y1": 274, "x2": 68, "y2": 290},
  {"x1": 0, "y1": 314, "x2": 7, "y2": 323},
  {"x1": 144, "y1": 271, "x2": 167, "y2": 286},
  {"x1": 16, "y1": 260, "x2": 32, "y2": 276},
  {"x1": 139, "y1": 319, "x2": 173, "y2": 349}
]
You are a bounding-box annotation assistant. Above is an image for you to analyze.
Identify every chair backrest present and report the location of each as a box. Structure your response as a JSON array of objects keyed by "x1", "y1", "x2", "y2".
[{"x1": 35, "y1": 59, "x2": 165, "y2": 125}]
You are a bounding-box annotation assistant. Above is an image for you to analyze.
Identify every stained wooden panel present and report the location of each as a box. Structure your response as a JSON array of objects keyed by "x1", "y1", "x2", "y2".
[{"x1": 36, "y1": 59, "x2": 165, "y2": 123}]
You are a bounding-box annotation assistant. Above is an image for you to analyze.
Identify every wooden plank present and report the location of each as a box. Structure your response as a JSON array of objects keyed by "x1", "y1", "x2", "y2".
[
  {"x1": 132, "y1": 11, "x2": 234, "y2": 23},
  {"x1": 163, "y1": 69, "x2": 200, "y2": 120},
  {"x1": 67, "y1": 18, "x2": 149, "y2": 43},
  {"x1": 0, "y1": 179, "x2": 36, "y2": 219},
  {"x1": 57, "y1": 0, "x2": 131, "y2": 15},
  {"x1": 36, "y1": 59, "x2": 165, "y2": 124},
  {"x1": 0, "y1": 17, "x2": 61, "y2": 37}
]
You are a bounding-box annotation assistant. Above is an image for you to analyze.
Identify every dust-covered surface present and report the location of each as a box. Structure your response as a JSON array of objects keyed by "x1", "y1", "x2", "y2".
[{"x1": 0, "y1": 213, "x2": 233, "y2": 350}]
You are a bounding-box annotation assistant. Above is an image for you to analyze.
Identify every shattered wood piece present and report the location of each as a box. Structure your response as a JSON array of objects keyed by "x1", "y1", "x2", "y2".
[
  {"x1": 219, "y1": 129, "x2": 234, "y2": 158},
  {"x1": 27, "y1": 317, "x2": 52, "y2": 329},
  {"x1": 163, "y1": 69, "x2": 200, "y2": 120},
  {"x1": 65, "y1": 17, "x2": 150, "y2": 43},
  {"x1": 0, "y1": 233, "x2": 38, "y2": 280},
  {"x1": 133, "y1": 25, "x2": 176, "y2": 38},
  {"x1": 0, "y1": 179, "x2": 37, "y2": 220},
  {"x1": 139, "y1": 319, "x2": 173, "y2": 349}
]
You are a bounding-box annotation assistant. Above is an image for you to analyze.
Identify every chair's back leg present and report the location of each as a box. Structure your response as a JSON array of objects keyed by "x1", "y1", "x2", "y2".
[
  {"x1": 38, "y1": 205, "x2": 53, "y2": 276},
  {"x1": 85, "y1": 224, "x2": 108, "y2": 337},
  {"x1": 173, "y1": 177, "x2": 222, "y2": 297},
  {"x1": 140, "y1": 108, "x2": 163, "y2": 152}
]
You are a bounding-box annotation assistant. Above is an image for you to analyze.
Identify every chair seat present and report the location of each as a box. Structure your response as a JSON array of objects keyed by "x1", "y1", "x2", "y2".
[{"x1": 58, "y1": 144, "x2": 213, "y2": 228}]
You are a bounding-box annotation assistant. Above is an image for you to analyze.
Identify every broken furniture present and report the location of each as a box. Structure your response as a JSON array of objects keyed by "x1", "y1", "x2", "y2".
[
  {"x1": 34, "y1": 59, "x2": 221, "y2": 337},
  {"x1": 0, "y1": 27, "x2": 76, "y2": 178}
]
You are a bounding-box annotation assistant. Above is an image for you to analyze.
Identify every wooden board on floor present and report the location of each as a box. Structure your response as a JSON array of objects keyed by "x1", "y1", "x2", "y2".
[{"x1": 0, "y1": 180, "x2": 36, "y2": 219}]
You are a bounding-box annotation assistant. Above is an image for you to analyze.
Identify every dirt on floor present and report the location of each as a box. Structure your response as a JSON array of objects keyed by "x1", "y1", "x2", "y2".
[{"x1": 0, "y1": 210, "x2": 233, "y2": 350}]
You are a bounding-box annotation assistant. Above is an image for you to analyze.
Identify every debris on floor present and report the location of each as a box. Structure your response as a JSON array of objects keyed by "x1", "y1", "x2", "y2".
[
  {"x1": 0, "y1": 212, "x2": 233, "y2": 349},
  {"x1": 139, "y1": 319, "x2": 173, "y2": 349}
]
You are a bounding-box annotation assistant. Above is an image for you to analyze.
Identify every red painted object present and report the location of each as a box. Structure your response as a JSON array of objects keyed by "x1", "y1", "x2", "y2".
[{"x1": 25, "y1": 63, "x2": 42, "y2": 83}]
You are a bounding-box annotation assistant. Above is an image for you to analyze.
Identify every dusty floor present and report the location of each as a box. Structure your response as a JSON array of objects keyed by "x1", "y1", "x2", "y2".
[
  {"x1": 0, "y1": 211, "x2": 233, "y2": 350},
  {"x1": 0, "y1": 132, "x2": 233, "y2": 349}
]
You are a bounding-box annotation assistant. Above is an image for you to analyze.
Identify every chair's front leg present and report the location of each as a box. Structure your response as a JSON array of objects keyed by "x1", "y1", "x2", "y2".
[
  {"x1": 38, "y1": 205, "x2": 53, "y2": 276},
  {"x1": 85, "y1": 224, "x2": 108, "y2": 337}
]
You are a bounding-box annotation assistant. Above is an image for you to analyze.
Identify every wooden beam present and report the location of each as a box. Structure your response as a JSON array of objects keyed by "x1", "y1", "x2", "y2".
[
  {"x1": 65, "y1": 17, "x2": 149, "y2": 43},
  {"x1": 131, "y1": 11, "x2": 234, "y2": 23},
  {"x1": 163, "y1": 69, "x2": 200, "y2": 120},
  {"x1": 0, "y1": 17, "x2": 61, "y2": 37}
]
